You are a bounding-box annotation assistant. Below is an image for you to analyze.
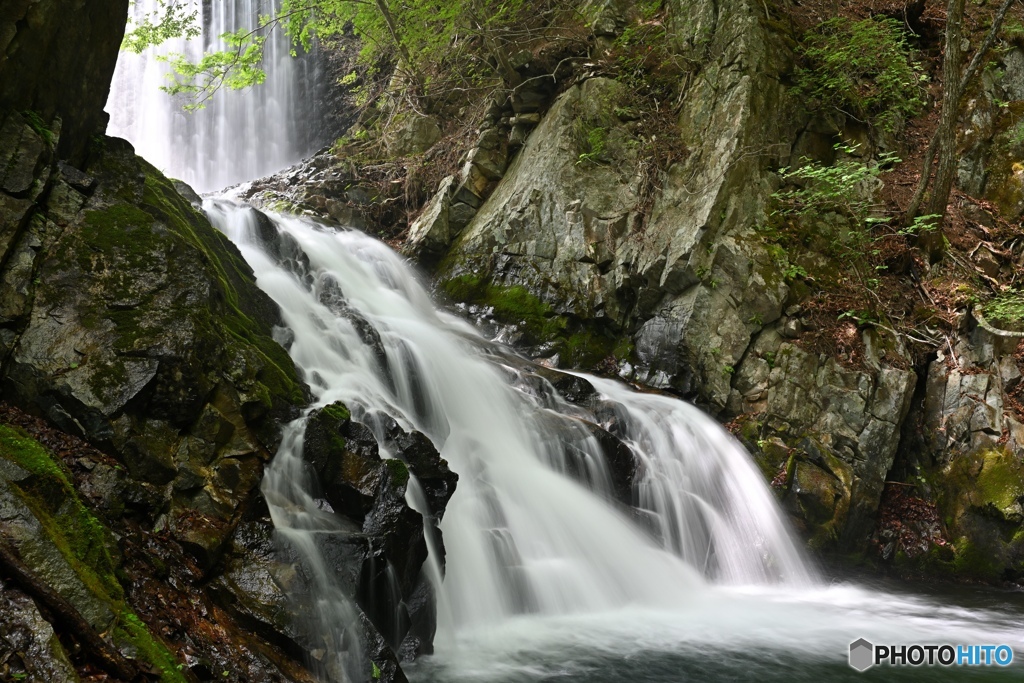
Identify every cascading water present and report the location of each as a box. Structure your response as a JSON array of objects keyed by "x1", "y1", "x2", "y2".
[
  {"x1": 205, "y1": 199, "x2": 1024, "y2": 681},
  {"x1": 106, "y1": 0, "x2": 321, "y2": 192}
]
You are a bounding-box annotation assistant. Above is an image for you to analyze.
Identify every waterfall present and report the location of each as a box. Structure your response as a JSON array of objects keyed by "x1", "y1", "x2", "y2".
[
  {"x1": 204, "y1": 199, "x2": 815, "y2": 659},
  {"x1": 202, "y1": 200, "x2": 1024, "y2": 681},
  {"x1": 106, "y1": 0, "x2": 320, "y2": 192}
]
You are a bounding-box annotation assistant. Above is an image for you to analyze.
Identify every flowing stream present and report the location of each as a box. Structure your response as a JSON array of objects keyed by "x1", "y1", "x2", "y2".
[
  {"x1": 106, "y1": 0, "x2": 321, "y2": 192},
  {"x1": 204, "y1": 201, "x2": 1024, "y2": 682},
  {"x1": 106, "y1": 5, "x2": 1024, "y2": 677}
]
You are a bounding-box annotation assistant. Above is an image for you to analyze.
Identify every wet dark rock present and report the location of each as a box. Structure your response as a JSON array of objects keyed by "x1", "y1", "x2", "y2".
[
  {"x1": 361, "y1": 612, "x2": 411, "y2": 683},
  {"x1": 0, "y1": 578, "x2": 80, "y2": 681},
  {"x1": 399, "y1": 571, "x2": 437, "y2": 659},
  {"x1": 588, "y1": 421, "x2": 640, "y2": 506},
  {"x1": 214, "y1": 519, "x2": 312, "y2": 654},
  {"x1": 0, "y1": 1, "x2": 129, "y2": 165},
  {"x1": 318, "y1": 275, "x2": 393, "y2": 386},
  {"x1": 535, "y1": 366, "x2": 600, "y2": 407},
  {"x1": 303, "y1": 402, "x2": 456, "y2": 656}
]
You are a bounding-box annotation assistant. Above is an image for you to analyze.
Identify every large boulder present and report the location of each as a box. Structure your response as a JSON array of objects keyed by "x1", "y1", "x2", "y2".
[
  {"x1": 0, "y1": 0, "x2": 129, "y2": 164},
  {"x1": 303, "y1": 403, "x2": 458, "y2": 659},
  {"x1": 0, "y1": 129, "x2": 307, "y2": 571}
]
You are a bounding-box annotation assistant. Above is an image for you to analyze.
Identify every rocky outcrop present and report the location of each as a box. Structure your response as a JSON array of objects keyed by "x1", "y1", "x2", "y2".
[
  {"x1": 0, "y1": 406, "x2": 330, "y2": 682},
  {"x1": 436, "y1": 75, "x2": 643, "y2": 330},
  {"x1": 435, "y1": 0, "x2": 803, "y2": 392},
  {"x1": 731, "y1": 334, "x2": 915, "y2": 547},
  {"x1": 0, "y1": 577, "x2": 79, "y2": 681},
  {"x1": 424, "y1": 0, "x2": 920, "y2": 553},
  {"x1": 0, "y1": 110, "x2": 461, "y2": 676},
  {"x1": 0, "y1": 0, "x2": 130, "y2": 165},
  {"x1": 893, "y1": 315, "x2": 1024, "y2": 581},
  {"x1": 303, "y1": 403, "x2": 457, "y2": 660},
  {"x1": 1, "y1": 123, "x2": 307, "y2": 571}
]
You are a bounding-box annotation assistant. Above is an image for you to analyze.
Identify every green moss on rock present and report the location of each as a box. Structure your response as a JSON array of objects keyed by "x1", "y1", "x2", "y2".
[
  {"x1": 140, "y1": 166, "x2": 305, "y2": 407},
  {"x1": 975, "y1": 448, "x2": 1024, "y2": 516},
  {"x1": 0, "y1": 425, "x2": 187, "y2": 682},
  {"x1": 439, "y1": 274, "x2": 565, "y2": 343},
  {"x1": 384, "y1": 457, "x2": 410, "y2": 488},
  {"x1": 321, "y1": 402, "x2": 352, "y2": 423},
  {"x1": 439, "y1": 273, "x2": 627, "y2": 367},
  {"x1": 952, "y1": 536, "x2": 1004, "y2": 582}
]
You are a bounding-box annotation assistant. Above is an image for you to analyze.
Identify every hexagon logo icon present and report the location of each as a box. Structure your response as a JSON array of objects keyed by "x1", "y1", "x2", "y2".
[{"x1": 849, "y1": 638, "x2": 874, "y2": 672}]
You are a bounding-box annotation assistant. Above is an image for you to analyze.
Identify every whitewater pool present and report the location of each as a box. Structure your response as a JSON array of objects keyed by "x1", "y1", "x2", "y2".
[{"x1": 409, "y1": 581, "x2": 1024, "y2": 682}]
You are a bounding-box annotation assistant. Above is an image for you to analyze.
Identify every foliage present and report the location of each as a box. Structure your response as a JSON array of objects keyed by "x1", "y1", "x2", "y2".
[
  {"x1": 160, "y1": 24, "x2": 269, "y2": 110},
  {"x1": 772, "y1": 144, "x2": 900, "y2": 224},
  {"x1": 611, "y1": 4, "x2": 680, "y2": 99},
  {"x1": 575, "y1": 125, "x2": 608, "y2": 165},
  {"x1": 796, "y1": 17, "x2": 926, "y2": 132},
  {"x1": 897, "y1": 213, "x2": 941, "y2": 237},
  {"x1": 983, "y1": 290, "x2": 1024, "y2": 330},
  {"x1": 122, "y1": 0, "x2": 200, "y2": 54},
  {"x1": 125, "y1": 0, "x2": 541, "y2": 109},
  {"x1": 763, "y1": 143, "x2": 930, "y2": 330}
]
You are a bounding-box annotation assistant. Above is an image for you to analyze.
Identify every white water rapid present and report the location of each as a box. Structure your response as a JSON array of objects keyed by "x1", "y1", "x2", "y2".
[
  {"x1": 107, "y1": 0, "x2": 320, "y2": 192},
  {"x1": 205, "y1": 200, "x2": 1024, "y2": 682}
]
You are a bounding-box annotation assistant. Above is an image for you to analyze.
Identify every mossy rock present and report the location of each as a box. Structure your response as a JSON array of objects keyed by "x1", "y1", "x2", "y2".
[
  {"x1": 0, "y1": 424, "x2": 187, "y2": 681},
  {"x1": 6, "y1": 137, "x2": 306, "y2": 482},
  {"x1": 932, "y1": 447, "x2": 1024, "y2": 581},
  {"x1": 303, "y1": 401, "x2": 353, "y2": 478},
  {"x1": 438, "y1": 273, "x2": 627, "y2": 367}
]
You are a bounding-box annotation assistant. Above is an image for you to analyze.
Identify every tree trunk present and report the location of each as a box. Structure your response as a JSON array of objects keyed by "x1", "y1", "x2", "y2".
[
  {"x1": 906, "y1": 0, "x2": 1014, "y2": 259},
  {"x1": 920, "y1": 0, "x2": 966, "y2": 261},
  {"x1": 373, "y1": 0, "x2": 425, "y2": 99}
]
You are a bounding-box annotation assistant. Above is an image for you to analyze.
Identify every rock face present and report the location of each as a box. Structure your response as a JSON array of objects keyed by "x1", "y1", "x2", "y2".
[
  {"x1": 896, "y1": 316, "x2": 1024, "y2": 581},
  {"x1": 1, "y1": 125, "x2": 307, "y2": 571},
  {"x1": 437, "y1": 0, "x2": 801, "y2": 394},
  {"x1": 0, "y1": 0, "x2": 130, "y2": 164},
  {"x1": 730, "y1": 335, "x2": 915, "y2": 547},
  {"x1": 427, "y1": 0, "x2": 918, "y2": 553},
  {"x1": 0, "y1": 110, "x2": 458, "y2": 676},
  {"x1": 0, "y1": 577, "x2": 80, "y2": 682},
  {"x1": 0, "y1": 407, "x2": 331, "y2": 683},
  {"x1": 438, "y1": 76, "x2": 644, "y2": 329}
]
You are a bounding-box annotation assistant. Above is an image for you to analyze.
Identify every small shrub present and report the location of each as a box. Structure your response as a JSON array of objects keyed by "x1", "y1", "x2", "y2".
[
  {"x1": 796, "y1": 17, "x2": 925, "y2": 133},
  {"x1": 984, "y1": 291, "x2": 1024, "y2": 330},
  {"x1": 772, "y1": 143, "x2": 900, "y2": 224},
  {"x1": 576, "y1": 125, "x2": 608, "y2": 165}
]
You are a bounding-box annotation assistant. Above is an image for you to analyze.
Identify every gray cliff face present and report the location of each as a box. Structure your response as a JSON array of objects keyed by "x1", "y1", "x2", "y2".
[
  {"x1": 436, "y1": 76, "x2": 644, "y2": 328},
  {"x1": 430, "y1": 0, "x2": 916, "y2": 552},
  {"x1": 417, "y1": 0, "x2": 1024, "y2": 575}
]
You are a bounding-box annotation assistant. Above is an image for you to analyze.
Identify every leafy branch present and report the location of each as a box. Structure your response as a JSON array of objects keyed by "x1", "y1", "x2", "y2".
[{"x1": 122, "y1": 0, "x2": 200, "y2": 54}]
